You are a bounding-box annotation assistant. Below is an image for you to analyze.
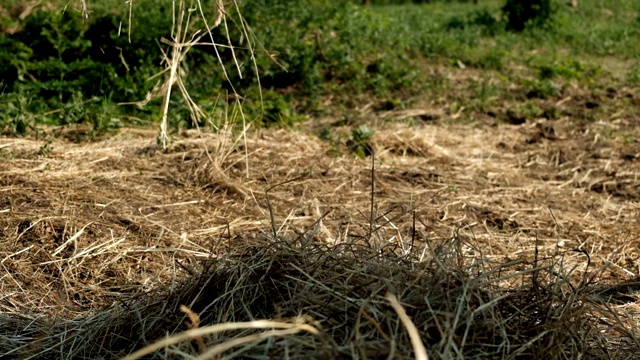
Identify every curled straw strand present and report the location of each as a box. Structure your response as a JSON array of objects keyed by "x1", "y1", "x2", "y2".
[
  {"x1": 121, "y1": 319, "x2": 318, "y2": 360},
  {"x1": 387, "y1": 292, "x2": 429, "y2": 360}
]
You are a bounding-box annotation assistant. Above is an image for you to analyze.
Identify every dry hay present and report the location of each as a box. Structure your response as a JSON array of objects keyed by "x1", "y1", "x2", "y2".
[
  {"x1": 3, "y1": 237, "x2": 640, "y2": 359},
  {"x1": 0, "y1": 117, "x2": 639, "y2": 358}
]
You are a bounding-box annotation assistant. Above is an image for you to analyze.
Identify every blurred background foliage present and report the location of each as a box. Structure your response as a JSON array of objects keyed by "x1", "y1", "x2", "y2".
[{"x1": 0, "y1": 0, "x2": 638, "y2": 137}]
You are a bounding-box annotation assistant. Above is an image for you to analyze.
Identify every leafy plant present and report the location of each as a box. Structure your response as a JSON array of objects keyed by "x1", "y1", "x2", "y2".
[
  {"x1": 523, "y1": 79, "x2": 561, "y2": 99},
  {"x1": 507, "y1": 102, "x2": 544, "y2": 123},
  {"x1": 348, "y1": 125, "x2": 375, "y2": 158},
  {"x1": 0, "y1": 92, "x2": 36, "y2": 136},
  {"x1": 445, "y1": 8, "x2": 502, "y2": 36},
  {"x1": 257, "y1": 92, "x2": 307, "y2": 127},
  {"x1": 502, "y1": 0, "x2": 555, "y2": 32}
]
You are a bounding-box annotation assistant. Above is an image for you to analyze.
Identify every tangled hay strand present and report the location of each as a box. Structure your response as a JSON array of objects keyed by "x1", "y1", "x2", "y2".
[{"x1": 2, "y1": 237, "x2": 639, "y2": 359}]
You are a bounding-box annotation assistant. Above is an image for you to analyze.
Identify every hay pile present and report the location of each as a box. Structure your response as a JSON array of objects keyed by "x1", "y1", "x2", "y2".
[
  {"x1": 0, "y1": 119, "x2": 639, "y2": 358},
  {"x1": 4, "y1": 237, "x2": 639, "y2": 359}
]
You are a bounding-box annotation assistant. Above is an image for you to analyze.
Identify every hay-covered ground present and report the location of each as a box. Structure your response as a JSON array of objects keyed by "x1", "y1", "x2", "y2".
[{"x1": 1, "y1": 110, "x2": 639, "y2": 358}]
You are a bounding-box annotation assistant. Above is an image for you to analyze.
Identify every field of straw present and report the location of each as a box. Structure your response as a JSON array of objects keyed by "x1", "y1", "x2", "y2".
[
  {"x1": 1, "y1": 111, "x2": 639, "y2": 358},
  {"x1": 1, "y1": 0, "x2": 639, "y2": 359}
]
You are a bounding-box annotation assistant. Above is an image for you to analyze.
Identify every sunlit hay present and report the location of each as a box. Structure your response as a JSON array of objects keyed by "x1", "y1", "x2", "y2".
[
  {"x1": 180, "y1": 304, "x2": 207, "y2": 354},
  {"x1": 1, "y1": 237, "x2": 638, "y2": 359},
  {"x1": 0, "y1": 120, "x2": 639, "y2": 358}
]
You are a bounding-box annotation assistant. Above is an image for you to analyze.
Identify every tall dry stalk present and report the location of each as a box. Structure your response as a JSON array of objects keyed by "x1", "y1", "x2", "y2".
[{"x1": 155, "y1": 0, "x2": 255, "y2": 177}]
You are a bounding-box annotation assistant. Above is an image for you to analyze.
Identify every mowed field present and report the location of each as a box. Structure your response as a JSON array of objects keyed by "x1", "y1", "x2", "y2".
[{"x1": 0, "y1": 0, "x2": 639, "y2": 359}]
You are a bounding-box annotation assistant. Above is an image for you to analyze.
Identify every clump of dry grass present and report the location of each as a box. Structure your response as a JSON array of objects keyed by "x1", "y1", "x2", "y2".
[{"x1": 2, "y1": 233, "x2": 638, "y2": 359}]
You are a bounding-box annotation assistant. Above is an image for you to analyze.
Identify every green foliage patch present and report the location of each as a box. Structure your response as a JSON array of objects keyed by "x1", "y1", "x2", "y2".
[{"x1": 0, "y1": 0, "x2": 638, "y2": 137}]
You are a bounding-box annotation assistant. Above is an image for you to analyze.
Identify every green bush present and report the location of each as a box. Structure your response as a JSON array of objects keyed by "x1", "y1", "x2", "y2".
[
  {"x1": 502, "y1": 0, "x2": 555, "y2": 32},
  {"x1": 0, "y1": 6, "x2": 169, "y2": 133},
  {"x1": 234, "y1": 0, "x2": 418, "y2": 97},
  {"x1": 445, "y1": 8, "x2": 502, "y2": 36}
]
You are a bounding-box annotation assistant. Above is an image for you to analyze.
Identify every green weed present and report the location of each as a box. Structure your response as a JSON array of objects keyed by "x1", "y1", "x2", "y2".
[
  {"x1": 523, "y1": 79, "x2": 561, "y2": 99},
  {"x1": 348, "y1": 125, "x2": 375, "y2": 158}
]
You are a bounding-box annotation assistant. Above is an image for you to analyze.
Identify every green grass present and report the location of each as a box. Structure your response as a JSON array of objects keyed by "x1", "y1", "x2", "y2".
[{"x1": 0, "y1": 0, "x2": 638, "y2": 138}]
